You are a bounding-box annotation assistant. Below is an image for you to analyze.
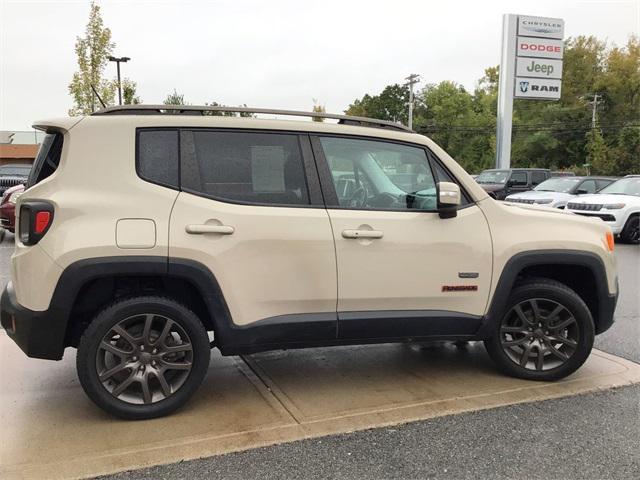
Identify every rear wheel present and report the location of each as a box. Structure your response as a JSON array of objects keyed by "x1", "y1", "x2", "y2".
[
  {"x1": 484, "y1": 278, "x2": 594, "y2": 381},
  {"x1": 619, "y1": 214, "x2": 639, "y2": 244},
  {"x1": 77, "y1": 296, "x2": 210, "y2": 419}
]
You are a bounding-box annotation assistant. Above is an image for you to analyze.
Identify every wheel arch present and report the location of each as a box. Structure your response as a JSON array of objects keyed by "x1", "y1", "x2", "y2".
[
  {"x1": 477, "y1": 250, "x2": 616, "y2": 338},
  {"x1": 52, "y1": 257, "x2": 234, "y2": 355}
]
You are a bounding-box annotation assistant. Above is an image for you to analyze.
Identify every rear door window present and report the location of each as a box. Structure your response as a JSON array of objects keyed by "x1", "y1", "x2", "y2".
[
  {"x1": 531, "y1": 171, "x2": 546, "y2": 186},
  {"x1": 180, "y1": 130, "x2": 310, "y2": 206}
]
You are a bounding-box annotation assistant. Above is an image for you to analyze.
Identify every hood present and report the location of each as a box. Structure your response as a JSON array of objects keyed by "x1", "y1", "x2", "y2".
[
  {"x1": 478, "y1": 183, "x2": 505, "y2": 192},
  {"x1": 506, "y1": 190, "x2": 571, "y2": 201}
]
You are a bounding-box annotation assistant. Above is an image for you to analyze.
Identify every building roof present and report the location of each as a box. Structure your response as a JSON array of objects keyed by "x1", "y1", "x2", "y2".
[{"x1": 0, "y1": 144, "x2": 39, "y2": 159}]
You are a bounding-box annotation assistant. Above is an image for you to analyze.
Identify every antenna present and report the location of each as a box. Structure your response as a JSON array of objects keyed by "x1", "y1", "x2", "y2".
[{"x1": 91, "y1": 84, "x2": 107, "y2": 109}]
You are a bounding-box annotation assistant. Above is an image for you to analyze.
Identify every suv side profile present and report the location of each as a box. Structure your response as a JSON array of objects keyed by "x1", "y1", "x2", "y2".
[
  {"x1": 1, "y1": 106, "x2": 618, "y2": 419},
  {"x1": 476, "y1": 168, "x2": 551, "y2": 200}
]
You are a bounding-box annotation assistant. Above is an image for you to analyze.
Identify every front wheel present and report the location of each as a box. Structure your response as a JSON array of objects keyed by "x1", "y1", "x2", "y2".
[
  {"x1": 77, "y1": 296, "x2": 211, "y2": 419},
  {"x1": 484, "y1": 278, "x2": 595, "y2": 381},
  {"x1": 619, "y1": 215, "x2": 639, "y2": 244}
]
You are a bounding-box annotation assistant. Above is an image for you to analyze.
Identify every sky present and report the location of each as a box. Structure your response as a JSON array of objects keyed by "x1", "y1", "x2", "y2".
[{"x1": 1, "y1": 0, "x2": 638, "y2": 131}]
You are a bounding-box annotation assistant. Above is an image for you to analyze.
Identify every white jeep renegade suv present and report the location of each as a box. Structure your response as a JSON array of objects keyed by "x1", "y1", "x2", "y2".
[{"x1": 1, "y1": 105, "x2": 619, "y2": 419}]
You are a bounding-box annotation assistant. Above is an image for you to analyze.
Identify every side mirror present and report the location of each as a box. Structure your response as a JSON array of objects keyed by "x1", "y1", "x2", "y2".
[{"x1": 438, "y1": 181, "x2": 461, "y2": 219}]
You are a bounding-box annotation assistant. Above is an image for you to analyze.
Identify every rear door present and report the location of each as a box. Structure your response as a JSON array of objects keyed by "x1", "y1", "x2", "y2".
[{"x1": 168, "y1": 129, "x2": 337, "y2": 339}]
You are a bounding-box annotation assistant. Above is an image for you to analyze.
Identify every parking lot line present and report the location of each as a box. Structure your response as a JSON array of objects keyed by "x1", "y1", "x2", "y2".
[{"x1": 1, "y1": 339, "x2": 639, "y2": 480}]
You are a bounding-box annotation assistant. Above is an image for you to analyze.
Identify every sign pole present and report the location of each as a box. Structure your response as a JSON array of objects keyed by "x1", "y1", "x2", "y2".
[{"x1": 495, "y1": 14, "x2": 518, "y2": 169}]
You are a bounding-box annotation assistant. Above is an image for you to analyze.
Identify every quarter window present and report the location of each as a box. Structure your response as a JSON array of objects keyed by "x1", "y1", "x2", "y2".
[
  {"x1": 137, "y1": 129, "x2": 179, "y2": 188},
  {"x1": 180, "y1": 131, "x2": 309, "y2": 206},
  {"x1": 319, "y1": 137, "x2": 438, "y2": 211}
]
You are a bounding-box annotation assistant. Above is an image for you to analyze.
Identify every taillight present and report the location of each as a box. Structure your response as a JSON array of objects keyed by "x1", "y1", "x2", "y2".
[{"x1": 19, "y1": 201, "x2": 54, "y2": 245}]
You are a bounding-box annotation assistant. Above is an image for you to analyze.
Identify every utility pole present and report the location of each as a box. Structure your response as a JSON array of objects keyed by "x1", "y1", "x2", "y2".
[
  {"x1": 404, "y1": 74, "x2": 420, "y2": 130},
  {"x1": 590, "y1": 93, "x2": 602, "y2": 129},
  {"x1": 108, "y1": 56, "x2": 131, "y2": 105}
]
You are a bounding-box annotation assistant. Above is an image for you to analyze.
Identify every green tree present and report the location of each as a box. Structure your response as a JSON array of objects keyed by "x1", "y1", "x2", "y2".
[
  {"x1": 345, "y1": 84, "x2": 409, "y2": 124},
  {"x1": 164, "y1": 90, "x2": 187, "y2": 105},
  {"x1": 122, "y1": 78, "x2": 140, "y2": 105},
  {"x1": 68, "y1": 1, "x2": 115, "y2": 114},
  {"x1": 585, "y1": 126, "x2": 613, "y2": 174}
]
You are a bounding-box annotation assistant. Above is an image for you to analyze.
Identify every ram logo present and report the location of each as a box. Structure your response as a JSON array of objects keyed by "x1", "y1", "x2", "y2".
[{"x1": 519, "y1": 81, "x2": 529, "y2": 93}]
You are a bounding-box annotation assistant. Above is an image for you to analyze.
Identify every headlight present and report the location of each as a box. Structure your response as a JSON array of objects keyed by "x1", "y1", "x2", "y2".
[
  {"x1": 534, "y1": 199, "x2": 553, "y2": 204},
  {"x1": 8, "y1": 191, "x2": 22, "y2": 204},
  {"x1": 603, "y1": 203, "x2": 626, "y2": 209}
]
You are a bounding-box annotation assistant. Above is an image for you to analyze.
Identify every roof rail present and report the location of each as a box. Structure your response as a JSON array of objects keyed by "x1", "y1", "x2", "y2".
[{"x1": 91, "y1": 104, "x2": 414, "y2": 132}]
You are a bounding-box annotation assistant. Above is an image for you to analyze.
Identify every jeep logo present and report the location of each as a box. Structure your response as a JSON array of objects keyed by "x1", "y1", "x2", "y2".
[{"x1": 526, "y1": 60, "x2": 554, "y2": 76}]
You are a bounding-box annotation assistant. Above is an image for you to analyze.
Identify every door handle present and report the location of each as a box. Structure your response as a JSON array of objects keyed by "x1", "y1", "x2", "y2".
[
  {"x1": 342, "y1": 229, "x2": 383, "y2": 239},
  {"x1": 185, "y1": 224, "x2": 235, "y2": 235}
]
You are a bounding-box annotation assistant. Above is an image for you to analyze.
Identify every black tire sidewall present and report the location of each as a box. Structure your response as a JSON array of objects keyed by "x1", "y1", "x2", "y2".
[
  {"x1": 77, "y1": 296, "x2": 210, "y2": 420},
  {"x1": 484, "y1": 281, "x2": 595, "y2": 381},
  {"x1": 620, "y1": 215, "x2": 639, "y2": 244}
]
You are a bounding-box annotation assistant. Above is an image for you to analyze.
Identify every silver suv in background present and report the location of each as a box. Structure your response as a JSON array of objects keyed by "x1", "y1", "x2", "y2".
[{"x1": 505, "y1": 176, "x2": 615, "y2": 209}]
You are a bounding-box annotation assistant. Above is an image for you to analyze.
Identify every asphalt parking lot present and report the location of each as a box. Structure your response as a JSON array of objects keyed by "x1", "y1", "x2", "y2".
[{"x1": 0, "y1": 232, "x2": 638, "y2": 479}]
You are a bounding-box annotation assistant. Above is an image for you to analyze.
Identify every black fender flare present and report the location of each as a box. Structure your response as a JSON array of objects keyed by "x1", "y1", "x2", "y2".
[{"x1": 476, "y1": 249, "x2": 616, "y2": 338}]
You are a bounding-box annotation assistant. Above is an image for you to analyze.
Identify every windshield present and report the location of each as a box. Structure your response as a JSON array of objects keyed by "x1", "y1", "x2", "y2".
[
  {"x1": 599, "y1": 178, "x2": 640, "y2": 196},
  {"x1": 534, "y1": 177, "x2": 581, "y2": 193},
  {"x1": 0, "y1": 165, "x2": 31, "y2": 176},
  {"x1": 476, "y1": 170, "x2": 510, "y2": 184}
]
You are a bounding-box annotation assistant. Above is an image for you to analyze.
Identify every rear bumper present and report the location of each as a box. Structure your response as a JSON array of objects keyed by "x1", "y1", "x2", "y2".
[{"x1": 1, "y1": 282, "x2": 65, "y2": 360}]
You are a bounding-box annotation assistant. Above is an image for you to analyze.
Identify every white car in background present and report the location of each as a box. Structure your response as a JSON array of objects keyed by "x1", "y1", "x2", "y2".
[
  {"x1": 566, "y1": 176, "x2": 640, "y2": 244},
  {"x1": 505, "y1": 176, "x2": 615, "y2": 209}
]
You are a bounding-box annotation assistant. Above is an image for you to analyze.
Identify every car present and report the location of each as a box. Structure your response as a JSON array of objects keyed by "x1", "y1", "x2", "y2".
[
  {"x1": 1, "y1": 105, "x2": 618, "y2": 419},
  {"x1": 566, "y1": 176, "x2": 640, "y2": 244},
  {"x1": 505, "y1": 176, "x2": 615, "y2": 209},
  {"x1": 475, "y1": 168, "x2": 551, "y2": 200},
  {"x1": 0, "y1": 163, "x2": 31, "y2": 196},
  {"x1": 0, "y1": 183, "x2": 24, "y2": 233}
]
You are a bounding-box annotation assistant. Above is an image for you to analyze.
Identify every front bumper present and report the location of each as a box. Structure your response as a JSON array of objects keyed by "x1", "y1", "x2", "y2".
[
  {"x1": 569, "y1": 211, "x2": 624, "y2": 233},
  {"x1": 1, "y1": 282, "x2": 65, "y2": 360},
  {"x1": 596, "y1": 288, "x2": 618, "y2": 334}
]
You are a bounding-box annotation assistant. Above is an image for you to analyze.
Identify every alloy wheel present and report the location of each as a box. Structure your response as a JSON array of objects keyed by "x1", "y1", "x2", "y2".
[
  {"x1": 96, "y1": 314, "x2": 194, "y2": 405},
  {"x1": 500, "y1": 298, "x2": 579, "y2": 372}
]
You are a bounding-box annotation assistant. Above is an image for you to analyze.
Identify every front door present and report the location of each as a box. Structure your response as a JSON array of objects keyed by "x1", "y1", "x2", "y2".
[
  {"x1": 169, "y1": 130, "x2": 337, "y2": 345},
  {"x1": 312, "y1": 135, "x2": 492, "y2": 340}
]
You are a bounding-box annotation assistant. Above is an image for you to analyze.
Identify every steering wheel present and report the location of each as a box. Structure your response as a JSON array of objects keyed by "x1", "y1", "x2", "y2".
[{"x1": 347, "y1": 186, "x2": 367, "y2": 208}]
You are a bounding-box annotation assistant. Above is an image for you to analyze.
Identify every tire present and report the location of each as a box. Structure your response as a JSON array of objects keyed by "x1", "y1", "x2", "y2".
[
  {"x1": 77, "y1": 296, "x2": 211, "y2": 420},
  {"x1": 484, "y1": 278, "x2": 594, "y2": 381},
  {"x1": 619, "y1": 214, "x2": 639, "y2": 244}
]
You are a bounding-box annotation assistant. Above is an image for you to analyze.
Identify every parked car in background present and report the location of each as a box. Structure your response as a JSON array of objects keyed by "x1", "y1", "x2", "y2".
[
  {"x1": 505, "y1": 176, "x2": 615, "y2": 209},
  {"x1": 0, "y1": 163, "x2": 31, "y2": 196},
  {"x1": 566, "y1": 176, "x2": 640, "y2": 243},
  {"x1": 552, "y1": 171, "x2": 576, "y2": 177},
  {"x1": 475, "y1": 168, "x2": 551, "y2": 200},
  {"x1": 0, "y1": 183, "x2": 24, "y2": 233}
]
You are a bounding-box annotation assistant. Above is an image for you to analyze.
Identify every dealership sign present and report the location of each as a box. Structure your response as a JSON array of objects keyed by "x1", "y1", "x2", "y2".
[
  {"x1": 496, "y1": 14, "x2": 565, "y2": 168},
  {"x1": 514, "y1": 15, "x2": 564, "y2": 99}
]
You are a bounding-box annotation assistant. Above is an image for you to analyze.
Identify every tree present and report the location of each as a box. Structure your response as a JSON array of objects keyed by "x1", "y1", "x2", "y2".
[
  {"x1": 586, "y1": 126, "x2": 614, "y2": 174},
  {"x1": 122, "y1": 78, "x2": 140, "y2": 105},
  {"x1": 68, "y1": 1, "x2": 115, "y2": 115},
  {"x1": 204, "y1": 101, "x2": 255, "y2": 117},
  {"x1": 312, "y1": 99, "x2": 325, "y2": 122},
  {"x1": 163, "y1": 90, "x2": 187, "y2": 105},
  {"x1": 345, "y1": 84, "x2": 409, "y2": 124}
]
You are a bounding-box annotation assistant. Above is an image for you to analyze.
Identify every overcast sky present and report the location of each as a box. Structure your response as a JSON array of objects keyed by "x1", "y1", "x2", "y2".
[{"x1": 1, "y1": 0, "x2": 638, "y2": 131}]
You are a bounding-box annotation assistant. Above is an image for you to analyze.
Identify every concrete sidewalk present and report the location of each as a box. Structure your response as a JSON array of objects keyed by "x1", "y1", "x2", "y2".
[{"x1": 1, "y1": 336, "x2": 639, "y2": 480}]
